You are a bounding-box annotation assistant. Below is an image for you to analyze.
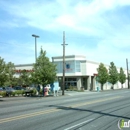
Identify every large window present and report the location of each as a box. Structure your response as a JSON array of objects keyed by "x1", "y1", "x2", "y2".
[
  {"x1": 54, "y1": 62, "x2": 62, "y2": 73},
  {"x1": 75, "y1": 61, "x2": 81, "y2": 72},
  {"x1": 54, "y1": 60, "x2": 81, "y2": 73},
  {"x1": 54, "y1": 61, "x2": 75, "y2": 73}
]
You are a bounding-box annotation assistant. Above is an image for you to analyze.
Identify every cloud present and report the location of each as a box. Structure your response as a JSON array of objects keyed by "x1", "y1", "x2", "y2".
[
  {"x1": 0, "y1": 0, "x2": 130, "y2": 34},
  {"x1": 0, "y1": 0, "x2": 130, "y2": 68}
]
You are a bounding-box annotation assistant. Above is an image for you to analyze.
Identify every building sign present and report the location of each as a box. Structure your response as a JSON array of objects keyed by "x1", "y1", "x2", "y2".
[
  {"x1": 15, "y1": 69, "x2": 34, "y2": 73},
  {"x1": 66, "y1": 63, "x2": 70, "y2": 69},
  {"x1": 65, "y1": 62, "x2": 73, "y2": 72},
  {"x1": 93, "y1": 73, "x2": 98, "y2": 76}
]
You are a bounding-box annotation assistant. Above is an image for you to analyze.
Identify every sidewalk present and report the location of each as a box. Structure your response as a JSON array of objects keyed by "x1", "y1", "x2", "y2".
[
  {"x1": 63, "y1": 90, "x2": 98, "y2": 96},
  {"x1": 1, "y1": 89, "x2": 128, "y2": 100}
]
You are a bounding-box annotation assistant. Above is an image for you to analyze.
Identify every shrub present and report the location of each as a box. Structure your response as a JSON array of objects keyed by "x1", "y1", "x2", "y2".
[
  {"x1": 40, "y1": 89, "x2": 43, "y2": 95},
  {"x1": 0, "y1": 91, "x2": 6, "y2": 97},
  {"x1": 69, "y1": 86, "x2": 74, "y2": 90},
  {"x1": 73, "y1": 88, "x2": 78, "y2": 91},
  {"x1": 21, "y1": 90, "x2": 25, "y2": 96},
  {"x1": 15, "y1": 90, "x2": 22, "y2": 96},
  {"x1": 11, "y1": 91, "x2": 16, "y2": 96},
  {"x1": 31, "y1": 89, "x2": 37, "y2": 96}
]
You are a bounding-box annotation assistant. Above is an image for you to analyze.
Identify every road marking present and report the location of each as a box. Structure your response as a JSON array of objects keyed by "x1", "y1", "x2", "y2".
[
  {"x1": 69, "y1": 96, "x2": 122, "y2": 108},
  {"x1": 0, "y1": 109, "x2": 59, "y2": 124},
  {"x1": 64, "y1": 118, "x2": 95, "y2": 130},
  {"x1": 0, "y1": 96, "x2": 122, "y2": 124}
]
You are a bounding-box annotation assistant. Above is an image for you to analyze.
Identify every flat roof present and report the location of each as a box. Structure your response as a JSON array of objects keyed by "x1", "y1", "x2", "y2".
[
  {"x1": 52, "y1": 55, "x2": 86, "y2": 59},
  {"x1": 15, "y1": 63, "x2": 34, "y2": 67}
]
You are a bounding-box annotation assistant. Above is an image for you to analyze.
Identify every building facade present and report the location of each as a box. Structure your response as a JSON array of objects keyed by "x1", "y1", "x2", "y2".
[
  {"x1": 14, "y1": 64, "x2": 34, "y2": 78},
  {"x1": 14, "y1": 55, "x2": 128, "y2": 90},
  {"x1": 52, "y1": 55, "x2": 128, "y2": 91}
]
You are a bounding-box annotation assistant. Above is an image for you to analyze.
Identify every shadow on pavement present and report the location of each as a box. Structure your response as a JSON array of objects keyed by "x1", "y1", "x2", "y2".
[
  {"x1": 49, "y1": 104, "x2": 130, "y2": 120},
  {"x1": 48, "y1": 104, "x2": 130, "y2": 130}
]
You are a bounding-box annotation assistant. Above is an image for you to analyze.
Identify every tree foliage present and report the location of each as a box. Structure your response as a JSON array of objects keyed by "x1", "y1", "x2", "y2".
[
  {"x1": 108, "y1": 62, "x2": 119, "y2": 88},
  {"x1": 4, "y1": 62, "x2": 16, "y2": 86},
  {"x1": 31, "y1": 48, "x2": 57, "y2": 86},
  {"x1": 0, "y1": 57, "x2": 7, "y2": 86},
  {"x1": 97, "y1": 63, "x2": 108, "y2": 90},
  {"x1": 0, "y1": 57, "x2": 16, "y2": 86},
  {"x1": 18, "y1": 69, "x2": 31, "y2": 86},
  {"x1": 119, "y1": 67, "x2": 126, "y2": 88}
]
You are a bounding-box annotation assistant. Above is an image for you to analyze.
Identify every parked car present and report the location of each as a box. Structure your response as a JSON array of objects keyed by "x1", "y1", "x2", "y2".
[
  {"x1": 13, "y1": 86, "x2": 26, "y2": 90},
  {"x1": 0, "y1": 87, "x2": 6, "y2": 93},
  {"x1": 0, "y1": 87, "x2": 5, "y2": 92},
  {"x1": 3, "y1": 87, "x2": 16, "y2": 96},
  {"x1": 0, "y1": 87, "x2": 6, "y2": 97}
]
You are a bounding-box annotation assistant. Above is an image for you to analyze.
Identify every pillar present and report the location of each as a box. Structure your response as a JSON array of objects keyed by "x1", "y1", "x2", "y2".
[
  {"x1": 92, "y1": 76, "x2": 96, "y2": 91},
  {"x1": 77, "y1": 77, "x2": 81, "y2": 90},
  {"x1": 87, "y1": 76, "x2": 91, "y2": 90}
]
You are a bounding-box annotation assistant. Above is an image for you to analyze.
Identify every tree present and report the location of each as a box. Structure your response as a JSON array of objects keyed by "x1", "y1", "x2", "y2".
[
  {"x1": 31, "y1": 48, "x2": 57, "y2": 87},
  {"x1": 119, "y1": 67, "x2": 126, "y2": 88},
  {"x1": 108, "y1": 62, "x2": 119, "y2": 89},
  {"x1": 0, "y1": 57, "x2": 7, "y2": 86},
  {"x1": 18, "y1": 69, "x2": 31, "y2": 86},
  {"x1": 4, "y1": 62, "x2": 16, "y2": 87},
  {"x1": 97, "y1": 63, "x2": 108, "y2": 91},
  {"x1": 0, "y1": 57, "x2": 16, "y2": 87}
]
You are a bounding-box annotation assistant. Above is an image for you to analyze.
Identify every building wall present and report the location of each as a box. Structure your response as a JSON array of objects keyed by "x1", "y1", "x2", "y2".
[
  {"x1": 14, "y1": 64, "x2": 33, "y2": 78},
  {"x1": 52, "y1": 55, "x2": 128, "y2": 90}
]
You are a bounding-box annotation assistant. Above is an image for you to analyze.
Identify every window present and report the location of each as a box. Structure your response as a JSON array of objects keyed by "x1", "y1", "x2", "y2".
[{"x1": 75, "y1": 61, "x2": 81, "y2": 72}]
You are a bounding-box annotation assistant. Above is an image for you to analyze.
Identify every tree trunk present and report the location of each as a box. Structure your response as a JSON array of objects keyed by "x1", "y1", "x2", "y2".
[
  {"x1": 101, "y1": 84, "x2": 103, "y2": 91},
  {"x1": 111, "y1": 84, "x2": 114, "y2": 90}
]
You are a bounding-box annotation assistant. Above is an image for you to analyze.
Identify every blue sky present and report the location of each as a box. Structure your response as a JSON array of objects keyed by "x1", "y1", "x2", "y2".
[{"x1": 0, "y1": 0, "x2": 130, "y2": 69}]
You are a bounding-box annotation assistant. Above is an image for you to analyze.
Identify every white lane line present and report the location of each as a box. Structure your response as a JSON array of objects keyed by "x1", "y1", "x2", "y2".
[{"x1": 64, "y1": 118, "x2": 95, "y2": 130}]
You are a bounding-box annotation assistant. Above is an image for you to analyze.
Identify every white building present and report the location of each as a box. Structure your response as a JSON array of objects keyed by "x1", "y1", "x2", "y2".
[
  {"x1": 52, "y1": 55, "x2": 128, "y2": 91},
  {"x1": 14, "y1": 55, "x2": 128, "y2": 90},
  {"x1": 14, "y1": 64, "x2": 34, "y2": 78}
]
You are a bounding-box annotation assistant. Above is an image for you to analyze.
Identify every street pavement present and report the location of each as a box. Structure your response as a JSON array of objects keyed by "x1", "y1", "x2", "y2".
[{"x1": 0, "y1": 89, "x2": 130, "y2": 130}]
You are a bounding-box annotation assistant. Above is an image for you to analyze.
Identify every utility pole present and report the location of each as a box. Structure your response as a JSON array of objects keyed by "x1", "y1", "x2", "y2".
[
  {"x1": 126, "y1": 58, "x2": 130, "y2": 89},
  {"x1": 61, "y1": 31, "x2": 68, "y2": 95}
]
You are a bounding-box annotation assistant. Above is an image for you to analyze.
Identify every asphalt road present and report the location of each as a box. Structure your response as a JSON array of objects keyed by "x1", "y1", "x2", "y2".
[{"x1": 0, "y1": 89, "x2": 130, "y2": 130}]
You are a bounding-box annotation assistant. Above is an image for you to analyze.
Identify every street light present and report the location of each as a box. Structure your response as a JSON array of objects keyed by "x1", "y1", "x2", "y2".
[{"x1": 32, "y1": 34, "x2": 40, "y2": 63}]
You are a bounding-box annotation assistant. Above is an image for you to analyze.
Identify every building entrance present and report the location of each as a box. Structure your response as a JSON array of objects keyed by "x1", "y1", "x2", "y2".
[{"x1": 65, "y1": 78, "x2": 77, "y2": 89}]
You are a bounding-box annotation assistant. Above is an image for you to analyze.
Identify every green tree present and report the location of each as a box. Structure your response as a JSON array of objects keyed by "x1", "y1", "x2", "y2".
[
  {"x1": 31, "y1": 48, "x2": 57, "y2": 86},
  {"x1": 119, "y1": 67, "x2": 126, "y2": 88},
  {"x1": 0, "y1": 57, "x2": 7, "y2": 86},
  {"x1": 19, "y1": 69, "x2": 31, "y2": 86},
  {"x1": 97, "y1": 63, "x2": 108, "y2": 91},
  {"x1": 108, "y1": 62, "x2": 119, "y2": 89},
  {"x1": 4, "y1": 62, "x2": 16, "y2": 87}
]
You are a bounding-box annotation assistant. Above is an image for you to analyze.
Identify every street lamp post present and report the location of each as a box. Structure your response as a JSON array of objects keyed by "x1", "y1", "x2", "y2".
[{"x1": 32, "y1": 34, "x2": 40, "y2": 63}]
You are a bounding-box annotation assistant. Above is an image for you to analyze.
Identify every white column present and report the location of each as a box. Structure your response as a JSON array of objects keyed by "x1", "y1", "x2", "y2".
[
  {"x1": 87, "y1": 76, "x2": 91, "y2": 90},
  {"x1": 77, "y1": 77, "x2": 81, "y2": 90},
  {"x1": 93, "y1": 76, "x2": 96, "y2": 91}
]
